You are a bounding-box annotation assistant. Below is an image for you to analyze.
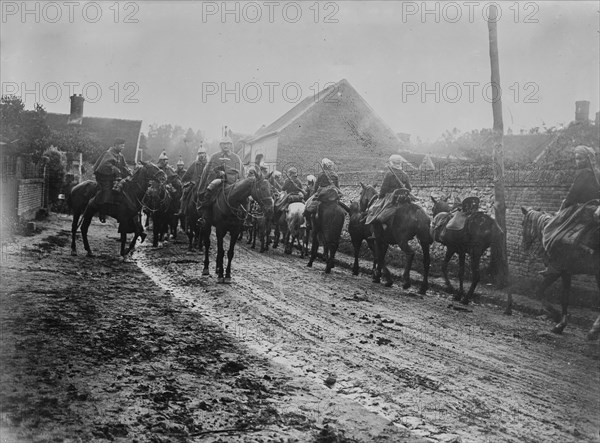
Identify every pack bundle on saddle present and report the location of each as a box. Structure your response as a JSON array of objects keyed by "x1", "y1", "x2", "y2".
[
  {"x1": 431, "y1": 196, "x2": 480, "y2": 243},
  {"x1": 365, "y1": 188, "x2": 412, "y2": 225},
  {"x1": 542, "y1": 200, "x2": 600, "y2": 260},
  {"x1": 305, "y1": 186, "x2": 340, "y2": 214},
  {"x1": 274, "y1": 191, "x2": 304, "y2": 214}
]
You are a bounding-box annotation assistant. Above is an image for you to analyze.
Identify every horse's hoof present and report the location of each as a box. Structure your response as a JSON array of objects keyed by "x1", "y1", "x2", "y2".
[
  {"x1": 307, "y1": 261, "x2": 313, "y2": 267},
  {"x1": 372, "y1": 277, "x2": 381, "y2": 284},
  {"x1": 460, "y1": 297, "x2": 470, "y2": 306},
  {"x1": 352, "y1": 269, "x2": 359, "y2": 276},
  {"x1": 419, "y1": 287, "x2": 427, "y2": 295},
  {"x1": 551, "y1": 324, "x2": 565, "y2": 334},
  {"x1": 86, "y1": 252, "x2": 94, "y2": 257},
  {"x1": 202, "y1": 269, "x2": 210, "y2": 276},
  {"x1": 217, "y1": 277, "x2": 225, "y2": 284},
  {"x1": 402, "y1": 282, "x2": 411, "y2": 290},
  {"x1": 224, "y1": 277, "x2": 232, "y2": 284},
  {"x1": 71, "y1": 250, "x2": 77, "y2": 256},
  {"x1": 586, "y1": 329, "x2": 600, "y2": 341},
  {"x1": 325, "y1": 267, "x2": 332, "y2": 274},
  {"x1": 384, "y1": 280, "x2": 393, "y2": 288}
]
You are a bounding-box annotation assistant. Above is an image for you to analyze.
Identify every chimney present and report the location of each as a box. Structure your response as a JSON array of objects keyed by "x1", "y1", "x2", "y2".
[
  {"x1": 575, "y1": 100, "x2": 590, "y2": 123},
  {"x1": 68, "y1": 94, "x2": 84, "y2": 125},
  {"x1": 595, "y1": 111, "x2": 599, "y2": 127}
]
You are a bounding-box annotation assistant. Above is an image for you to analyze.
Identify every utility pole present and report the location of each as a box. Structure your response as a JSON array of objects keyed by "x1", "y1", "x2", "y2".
[{"x1": 488, "y1": 4, "x2": 509, "y2": 287}]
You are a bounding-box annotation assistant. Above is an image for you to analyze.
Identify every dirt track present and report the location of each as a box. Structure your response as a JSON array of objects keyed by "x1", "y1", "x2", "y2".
[
  {"x1": 137, "y1": 226, "x2": 600, "y2": 443},
  {"x1": 1, "y1": 214, "x2": 599, "y2": 443}
]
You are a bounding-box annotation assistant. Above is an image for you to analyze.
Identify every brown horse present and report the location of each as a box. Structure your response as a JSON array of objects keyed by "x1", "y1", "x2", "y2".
[
  {"x1": 372, "y1": 198, "x2": 432, "y2": 294},
  {"x1": 348, "y1": 183, "x2": 378, "y2": 276},
  {"x1": 141, "y1": 180, "x2": 172, "y2": 247},
  {"x1": 200, "y1": 172, "x2": 273, "y2": 283},
  {"x1": 521, "y1": 206, "x2": 600, "y2": 338},
  {"x1": 70, "y1": 161, "x2": 165, "y2": 257},
  {"x1": 431, "y1": 196, "x2": 504, "y2": 304},
  {"x1": 306, "y1": 196, "x2": 346, "y2": 274}
]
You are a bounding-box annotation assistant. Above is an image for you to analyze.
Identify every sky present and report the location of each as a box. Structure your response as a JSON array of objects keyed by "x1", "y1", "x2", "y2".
[{"x1": 1, "y1": 1, "x2": 598, "y2": 144}]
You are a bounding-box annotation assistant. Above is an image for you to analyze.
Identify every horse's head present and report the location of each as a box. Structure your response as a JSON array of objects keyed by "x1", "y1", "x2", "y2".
[
  {"x1": 251, "y1": 175, "x2": 274, "y2": 218},
  {"x1": 138, "y1": 161, "x2": 167, "y2": 185},
  {"x1": 431, "y1": 195, "x2": 452, "y2": 216},
  {"x1": 359, "y1": 182, "x2": 377, "y2": 212}
]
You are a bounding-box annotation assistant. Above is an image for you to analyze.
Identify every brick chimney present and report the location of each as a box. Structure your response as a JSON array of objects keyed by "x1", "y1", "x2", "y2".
[
  {"x1": 575, "y1": 100, "x2": 590, "y2": 123},
  {"x1": 68, "y1": 94, "x2": 84, "y2": 125}
]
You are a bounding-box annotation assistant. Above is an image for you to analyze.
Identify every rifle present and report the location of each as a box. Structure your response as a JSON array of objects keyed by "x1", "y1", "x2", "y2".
[{"x1": 387, "y1": 165, "x2": 417, "y2": 202}]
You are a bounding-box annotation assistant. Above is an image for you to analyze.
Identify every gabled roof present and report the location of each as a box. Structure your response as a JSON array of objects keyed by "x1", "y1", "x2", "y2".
[
  {"x1": 46, "y1": 113, "x2": 142, "y2": 162},
  {"x1": 245, "y1": 82, "x2": 339, "y2": 144}
]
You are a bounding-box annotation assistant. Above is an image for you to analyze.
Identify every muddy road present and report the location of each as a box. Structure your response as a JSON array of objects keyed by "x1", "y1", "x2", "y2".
[{"x1": 136, "y1": 230, "x2": 600, "y2": 443}]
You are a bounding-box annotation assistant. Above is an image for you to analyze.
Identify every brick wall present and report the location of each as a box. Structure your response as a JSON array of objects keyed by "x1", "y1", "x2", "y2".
[{"x1": 18, "y1": 179, "x2": 44, "y2": 220}]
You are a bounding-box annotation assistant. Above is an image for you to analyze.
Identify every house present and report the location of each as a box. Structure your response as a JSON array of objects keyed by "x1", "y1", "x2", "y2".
[
  {"x1": 241, "y1": 79, "x2": 406, "y2": 176},
  {"x1": 46, "y1": 95, "x2": 143, "y2": 164}
]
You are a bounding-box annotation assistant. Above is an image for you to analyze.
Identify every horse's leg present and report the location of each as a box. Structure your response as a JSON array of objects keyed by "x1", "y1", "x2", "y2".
[
  {"x1": 537, "y1": 272, "x2": 562, "y2": 321},
  {"x1": 120, "y1": 231, "x2": 127, "y2": 257},
  {"x1": 80, "y1": 211, "x2": 94, "y2": 257},
  {"x1": 125, "y1": 217, "x2": 144, "y2": 256},
  {"x1": 442, "y1": 248, "x2": 455, "y2": 294},
  {"x1": 284, "y1": 228, "x2": 292, "y2": 254},
  {"x1": 307, "y1": 225, "x2": 319, "y2": 267},
  {"x1": 456, "y1": 251, "x2": 466, "y2": 301},
  {"x1": 551, "y1": 272, "x2": 571, "y2": 334},
  {"x1": 71, "y1": 211, "x2": 80, "y2": 256},
  {"x1": 325, "y1": 239, "x2": 338, "y2": 274},
  {"x1": 216, "y1": 229, "x2": 225, "y2": 283},
  {"x1": 587, "y1": 275, "x2": 600, "y2": 340},
  {"x1": 202, "y1": 226, "x2": 211, "y2": 276},
  {"x1": 398, "y1": 240, "x2": 415, "y2": 290},
  {"x1": 352, "y1": 239, "x2": 362, "y2": 276},
  {"x1": 462, "y1": 249, "x2": 482, "y2": 305},
  {"x1": 224, "y1": 228, "x2": 238, "y2": 283},
  {"x1": 419, "y1": 239, "x2": 430, "y2": 295}
]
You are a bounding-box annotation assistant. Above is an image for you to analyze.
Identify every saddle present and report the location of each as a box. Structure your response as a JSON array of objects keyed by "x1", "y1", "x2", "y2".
[
  {"x1": 446, "y1": 197, "x2": 480, "y2": 231},
  {"x1": 543, "y1": 200, "x2": 600, "y2": 256},
  {"x1": 365, "y1": 189, "x2": 411, "y2": 225}
]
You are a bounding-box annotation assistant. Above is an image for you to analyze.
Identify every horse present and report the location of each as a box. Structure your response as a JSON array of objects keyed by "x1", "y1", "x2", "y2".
[
  {"x1": 180, "y1": 183, "x2": 203, "y2": 251},
  {"x1": 348, "y1": 183, "x2": 378, "y2": 276},
  {"x1": 306, "y1": 192, "x2": 346, "y2": 274},
  {"x1": 200, "y1": 172, "x2": 274, "y2": 283},
  {"x1": 141, "y1": 180, "x2": 172, "y2": 247},
  {"x1": 70, "y1": 161, "x2": 165, "y2": 257},
  {"x1": 430, "y1": 196, "x2": 504, "y2": 304},
  {"x1": 371, "y1": 196, "x2": 432, "y2": 294},
  {"x1": 520, "y1": 206, "x2": 600, "y2": 338},
  {"x1": 283, "y1": 202, "x2": 308, "y2": 258}
]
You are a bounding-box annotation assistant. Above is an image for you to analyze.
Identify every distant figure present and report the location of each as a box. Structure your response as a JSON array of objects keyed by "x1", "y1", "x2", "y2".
[{"x1": 176, "y1": 155, "x2": 186, "y2": 179}]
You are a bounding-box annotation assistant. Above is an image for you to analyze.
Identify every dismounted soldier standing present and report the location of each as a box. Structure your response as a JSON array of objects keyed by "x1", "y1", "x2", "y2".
[{"x1": 92, "y1": 138, "x2": 131, "y2": 223}]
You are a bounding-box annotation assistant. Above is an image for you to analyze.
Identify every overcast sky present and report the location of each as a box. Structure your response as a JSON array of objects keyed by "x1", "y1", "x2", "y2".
[{"x1": 1, "y1": 1, "x2": 598, "y2": 143}]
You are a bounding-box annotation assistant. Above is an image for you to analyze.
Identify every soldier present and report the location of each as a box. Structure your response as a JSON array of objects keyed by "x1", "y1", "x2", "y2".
[
  {"x1": 561, "y1": 145, "x2": 600, "y2": 210},
  {"x1": 271, "y1": 170, "x2": 284, "y2": 192},
  {"x1": 378, "y1": 154, "x2": 412, "y2": 198},
  {"x1": 197, "y1": 131, "x2": 243, "y2": 223},
  {"x1": 176, "y1": 155, "x2": 187, "y2": 179},
  {"x1": 282, "y1": 167, "x2": 305, "y2": 198},
  {"x1": 304, "y1": 158, "x2": 339, "y2": 226},
  {"x1": 181, "y1": 143, "x2": 208, "y2": 185},
  {"x1": 92, "y1": 138, "x2": 131, "y2": 223}
]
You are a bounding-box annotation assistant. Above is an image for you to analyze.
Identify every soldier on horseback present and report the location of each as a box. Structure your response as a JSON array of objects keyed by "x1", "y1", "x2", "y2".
[
  {"x1": 181, "y1": 143, "x2": 208, "y2": 184},
  {"x1": 197, "y1": 128, "x2": 243, "y2": 225},
  {"x1": 176, "y1": 156, "x2": 186, "y2": 179},
  {"x1": 365, "y1": 155, "x2": 412, "y2": 229},
  {"x1": 274, "y1": 167, "x2": 306, "y2": 215},
  {"x1": 92, "y1": 138, "x2": 131, "y2": 223},
  {"x1": 304, "y1": 158, "x2": 340, "y2": 229}
]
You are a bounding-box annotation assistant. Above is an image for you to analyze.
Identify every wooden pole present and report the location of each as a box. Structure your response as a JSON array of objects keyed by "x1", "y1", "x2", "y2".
[{"x1": 488, "y1": 4, "x2": 509, "y2": 287}]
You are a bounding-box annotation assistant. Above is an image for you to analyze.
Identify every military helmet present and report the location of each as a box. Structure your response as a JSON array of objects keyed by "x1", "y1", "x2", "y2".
[
  {"x1": 321, "y1": 158, "x2": 334, "y2": 170},
  {"x1": 307, "y1": 174, "x2": 316, "y2": 183},
  {"x1": 288, "y1": 167, "x2": 298, "y2": 176},
  {"x1": 388, "y1": 154, "x2": 404, "y2": 169},
  {"x1": 177, "y1": 156, "x2": 185, "y2": 166},
  {"x1": 158, "y1": 151, "x2": 168, "y2": 161}
]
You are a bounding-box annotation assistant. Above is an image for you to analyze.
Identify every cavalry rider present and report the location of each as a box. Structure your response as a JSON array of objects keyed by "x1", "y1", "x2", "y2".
[
  {"x1": 305, "y1": 175, "x2": 316, "y2": 199},
  {"x1": 92, "y1": 138, "x2": 131, "y2": 223},
  {"x1": 176, "y1": 155, "x2": 187, "y2": 179},
  {"x1": 282, "y1": 167, "x2": 305, "y2": 199},
  {"x1": 271, "y1": 170, "x2": 284, "y2": 192},
  {"x1": 181, "y1": 143, "x2": 208, "y2": 185},
  {"x1": 157, "y1": 151, "x2": 181, "y2": 187},
  {"x1": 561, "y1": 145, "x2": 600, "y2": 210},
  {"x1": 304, "y1": 158, "x2": 340, "y2": 227},
  {"x1": 379, "y1": 154, "x2": 412, "y2": 199},
  {"x1": 365, "y1": 155, "x2": 412, "y2": 229},
  {"x1": 179, "y1": 143, "x2": 208, "y2": 216},
  {"x1": 197, "y1": 130, "x2": 243, "y2": 223}
]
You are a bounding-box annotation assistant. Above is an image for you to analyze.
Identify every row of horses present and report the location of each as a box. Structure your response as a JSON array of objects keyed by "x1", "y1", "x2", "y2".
[{"x1": 68, "y1": 161, "x2": 600, "y2": 340}]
